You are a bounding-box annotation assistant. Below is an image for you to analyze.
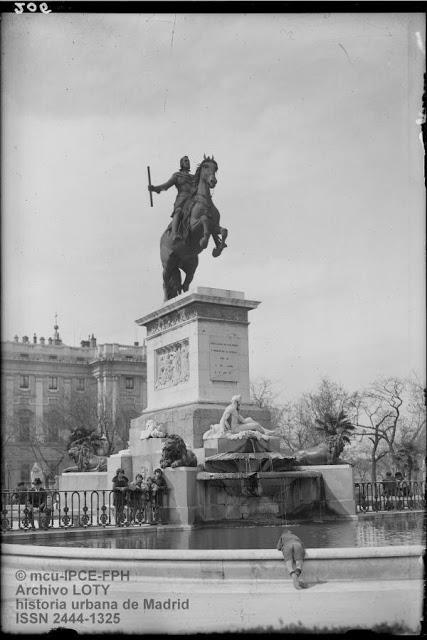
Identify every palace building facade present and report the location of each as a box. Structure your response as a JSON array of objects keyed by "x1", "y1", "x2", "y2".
[{"x1": 1, "y1": 320, "x2": 147, "y2": 489}]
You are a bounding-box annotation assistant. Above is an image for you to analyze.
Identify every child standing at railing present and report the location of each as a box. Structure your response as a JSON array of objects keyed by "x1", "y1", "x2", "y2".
[
  {"x1": 112, "y1": 468, "x2": 129, "y2": 526},
  {"x1": 147, "y1": 469, "x2": 168, "y2": 524},
  {"x1": 128, "y1": 473, "x2": 149, "y2": 523},
  {"x1": 395, "y1": 472, "x2": 409, "y2": 498}
]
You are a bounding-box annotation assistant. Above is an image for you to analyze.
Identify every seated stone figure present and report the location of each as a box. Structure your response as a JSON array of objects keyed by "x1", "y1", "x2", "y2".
[
  {"x1": 140, "y1": 419, "x2": 165, "y2": 440},
  {"x1": 203, "y1": 395, "x2": 278, "y2": 441}
]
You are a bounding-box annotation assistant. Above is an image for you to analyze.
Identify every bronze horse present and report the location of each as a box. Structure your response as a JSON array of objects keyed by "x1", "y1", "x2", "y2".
[{"x1": 160, "y1": 156, "x2": 228, "y2": 300}]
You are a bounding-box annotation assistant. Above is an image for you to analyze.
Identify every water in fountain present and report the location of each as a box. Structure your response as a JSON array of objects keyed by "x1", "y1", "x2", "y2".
[{"x1": 198, "y1": 435, "x2": 328, "y2": 523}]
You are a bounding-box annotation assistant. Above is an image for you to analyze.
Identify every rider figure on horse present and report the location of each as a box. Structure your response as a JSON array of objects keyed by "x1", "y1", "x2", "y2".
[{"x1": 148, "y1": 155, "x2": 195, "y2": 240}]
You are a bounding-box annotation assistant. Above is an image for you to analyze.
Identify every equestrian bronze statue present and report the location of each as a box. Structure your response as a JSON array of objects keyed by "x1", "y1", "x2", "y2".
[{"x1": 149, "y1": 155, "x2": 228, "y2": 300}]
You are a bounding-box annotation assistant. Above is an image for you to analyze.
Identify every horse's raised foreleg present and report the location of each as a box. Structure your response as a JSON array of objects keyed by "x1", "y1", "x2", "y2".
[
  {"x1": 199, "y1": 216, "x2": 211, "y2": 250},
  {"x1": 212, "y1": 226, "x2": 228, "y2": 258}
]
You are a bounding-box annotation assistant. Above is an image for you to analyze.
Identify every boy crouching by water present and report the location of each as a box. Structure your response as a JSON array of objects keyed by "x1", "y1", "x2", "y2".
[{"x1": 276, "y1": 529, "x2": 307, "y2": 589}]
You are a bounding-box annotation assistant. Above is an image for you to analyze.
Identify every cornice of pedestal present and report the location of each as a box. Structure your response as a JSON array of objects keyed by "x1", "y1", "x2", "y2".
[{"x1": 135, "y1": 287, "x2": 261, "y2": 333}]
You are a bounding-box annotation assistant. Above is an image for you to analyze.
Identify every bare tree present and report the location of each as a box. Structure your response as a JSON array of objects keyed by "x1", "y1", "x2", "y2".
[
  {"x1": 353, "y1": 377, "x2": 406, "y2": 482},
  {"x1": 41, "y1": 393, "x2": 139, "y2": 457},
  {"x1": 97, "y1": 405, "x2": 140, "y2": 455},
  {"x1": 394, "y1": 376, "x2": 426, "y2": 481},
  {"x1": 250, "y1": 377, "x2": 287, "y2": 428},
  {"x1": 250, "y1": 378, "x2": 277, "y2": 408},
  {"x1": 345, "y1": 437, "x2": 373, "y2": 482},
  {"x1": 279, "y1": 400, "x2": 323, "y2": 452}
]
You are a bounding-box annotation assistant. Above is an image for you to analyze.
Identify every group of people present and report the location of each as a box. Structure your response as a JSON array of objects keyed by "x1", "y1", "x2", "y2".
[
  {"x1": 112, "y1": 468, "x2": 168, "y2": 526},
  {"x1": 10, "y1": 468, "x2": 169, "y2": 530},
  {"x1": 12, "y1": 478, "x2": 53, "y2": 530},
  {"x1": 382, "y1": 471, "x2": 410, "y2": 499}
]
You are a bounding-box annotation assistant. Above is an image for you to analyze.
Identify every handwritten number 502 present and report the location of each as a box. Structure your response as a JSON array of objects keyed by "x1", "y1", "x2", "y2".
[{"x1": 15, "y1": 3, "x2": 52, "y2": 13}]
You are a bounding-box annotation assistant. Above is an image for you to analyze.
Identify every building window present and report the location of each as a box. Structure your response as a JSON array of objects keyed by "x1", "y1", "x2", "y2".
[
  {"x1": 47, "y1": 420, "x2": 59, "y2": 442},
  {"x1": 125, "y1": 377, "x2": 134, "y2": 390},
  {"x1": 48, "y1": 377, "x2": 58, "y2": 390},
  {"x1": 20, "y1": 353, "x2": 29, "y2": 359},
  {"x1": 77, "y1": 378, "x2": 85, "y2": 391},
  {"x1": 49, "y1": 355, "x2": 58, "y2": 360},
  {"x1": 18, "y1": 415, "x2": 31, "y2": 441},
  {"x1": 20, "y1": 464, "x2": 30, "y2": 483},
  {"x1": 20, "y1": 375, "x2": 29, "y2": 389},
  {"x1": 126, "y1": 355, "x2": 133, "y2": 360},
  {"x1": 45, "y1": 403, "x2": 60, "y2": 442}
]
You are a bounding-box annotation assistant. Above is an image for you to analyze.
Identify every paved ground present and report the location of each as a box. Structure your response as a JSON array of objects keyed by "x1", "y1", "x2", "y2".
[{"x1": 4, "y1": 575, "x2": 423, "y2": 634}]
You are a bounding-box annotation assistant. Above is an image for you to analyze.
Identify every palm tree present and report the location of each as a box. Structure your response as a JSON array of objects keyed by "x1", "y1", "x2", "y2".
[{"x1": 315, "y1": 410, "x2": 356, "y2": 463}]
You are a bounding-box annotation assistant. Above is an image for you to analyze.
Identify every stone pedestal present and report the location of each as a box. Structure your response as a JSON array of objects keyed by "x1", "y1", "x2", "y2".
[
  {"x1": 58, "y1": 472, "x2": 108, "y2": 492},
  {"x1": 163, "y1": 467, "x2": 198, "y2": 525},
  {"x1": 297, "y1": 464, "x2": 356, "y2": 516},
  {"x1": 131, "y1": 438, "x2": 166, "y2": 477},
  {"x1": 133, "y1": 287, "x2": 270, "y2": 448}
]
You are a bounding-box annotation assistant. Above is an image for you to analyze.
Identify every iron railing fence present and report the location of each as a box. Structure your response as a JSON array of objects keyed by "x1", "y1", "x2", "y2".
[
  {"x1": 2, "y1": 481, "x2": 424, "y2": 531},
  {"x1": 354, "y1": 481, "x2": 425, "y2": 513},
  {"x1": 0, "y1": 489, "x2": 167, "y2": 532}
]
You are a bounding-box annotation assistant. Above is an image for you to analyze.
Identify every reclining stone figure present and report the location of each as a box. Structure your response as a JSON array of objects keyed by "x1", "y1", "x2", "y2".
[{"x1": 203, "y1": 394, "x2": 278, "y2": 441}]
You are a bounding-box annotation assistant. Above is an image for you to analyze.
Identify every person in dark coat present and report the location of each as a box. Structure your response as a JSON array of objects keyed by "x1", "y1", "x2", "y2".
[
  {"x1": 128, "y1": 473, "x2": 149, "y2": 523},
  {"x1": 382, "y1": 471, "x2": 396, "y2": 498},
  {"x1": 27, "y1": 478, "x2": 48, "y2": 529},
  {"x1": 276, "y1": 529, "x2": 307, "y2": 589},
  {"x1": 112, "y1": 468, "x2": 129, "y2": 526},
  {"x1": 147, "y1": 468, "x2": 168, "y2": 524},
  {"x1": 395, "y1": 471, "x2": 409, "y2": 498},
  {"x1": 12, "y1": 482, "x2": 28, "y2": 505}
]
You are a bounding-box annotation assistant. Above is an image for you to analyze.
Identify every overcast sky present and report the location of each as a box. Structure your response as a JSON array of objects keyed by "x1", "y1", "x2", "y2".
[{"x1": 2, "y1": 11, "x2": 425, "y2": 400}]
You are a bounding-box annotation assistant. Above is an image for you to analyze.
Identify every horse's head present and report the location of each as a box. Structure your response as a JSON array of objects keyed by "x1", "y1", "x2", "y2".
[{"x1": 196, "y1": 155, "x2": 218, "y2": 190}]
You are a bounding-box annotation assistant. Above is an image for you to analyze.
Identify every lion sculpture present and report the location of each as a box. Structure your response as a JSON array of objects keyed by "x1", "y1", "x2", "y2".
[
  {"x1": 63, "y1": 444, "x2": 107, "y2": 473},
  {"x1": 293, "y1": 441, "x2": 346, "y2": 466},
  {"x1": 159, "y1": 434, "x2": 198, "y2": 469}
]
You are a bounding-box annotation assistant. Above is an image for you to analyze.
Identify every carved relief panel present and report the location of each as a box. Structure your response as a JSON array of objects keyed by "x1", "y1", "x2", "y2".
[{"x1": 154, "y1": 339, "x2": 190, "y2": 390}]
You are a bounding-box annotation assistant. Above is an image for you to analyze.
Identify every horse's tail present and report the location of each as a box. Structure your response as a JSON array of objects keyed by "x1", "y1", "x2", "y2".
[{"x1": 160, "y1": 226, "x2": 173, "y2": 267}]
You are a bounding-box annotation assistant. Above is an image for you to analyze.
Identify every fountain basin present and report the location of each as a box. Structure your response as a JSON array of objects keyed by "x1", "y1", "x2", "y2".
[
  {"x1": 3, "y1": 542, "x2": 423, "y2": 581},
  {"x1": 2, "y1": 541, "x2": 423, "y2": 634}
]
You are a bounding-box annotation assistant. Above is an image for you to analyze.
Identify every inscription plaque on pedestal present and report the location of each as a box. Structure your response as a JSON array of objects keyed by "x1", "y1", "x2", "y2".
[{"x1": 209, "y1": 336, "x2": 239, "y2": 382}]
